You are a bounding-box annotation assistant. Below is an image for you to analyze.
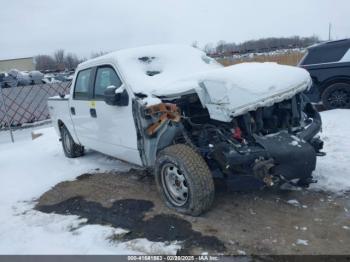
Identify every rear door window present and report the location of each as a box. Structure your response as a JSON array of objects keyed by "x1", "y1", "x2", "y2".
[
  {"x1": 340, "y1": 48, "x2": 350, "y2": 62},
  {"x1": 74, "y1": 68, "x2": 92, "y2": 100},
  {"x1": 94, "y1": 66, "x2": 122, "y2": 99},
  {"x1": 301, "y1": 45, "x2": 350, "y2": 65}
]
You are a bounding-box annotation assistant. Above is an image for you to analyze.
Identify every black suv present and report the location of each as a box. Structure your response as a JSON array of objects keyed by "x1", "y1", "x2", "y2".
[{"x1": 299, "y1": 39, "x2": 350, "y2": 109}]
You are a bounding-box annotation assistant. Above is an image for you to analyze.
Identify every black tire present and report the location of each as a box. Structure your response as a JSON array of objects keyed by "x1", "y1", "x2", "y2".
[
  {"x1": 322, "y1": 83, "x2": 350, "y2": 110},
  {"x1": 60, "y1": 125, "x2": 84, "y2": 158},
  {"x1": 155, "y1": 144, "x2": 214, "y2": 216}
]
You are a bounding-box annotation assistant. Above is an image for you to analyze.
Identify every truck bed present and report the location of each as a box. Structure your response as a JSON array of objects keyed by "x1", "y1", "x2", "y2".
[{"x1": 47, "y1": 95, "x2": 78, "y2": 142}]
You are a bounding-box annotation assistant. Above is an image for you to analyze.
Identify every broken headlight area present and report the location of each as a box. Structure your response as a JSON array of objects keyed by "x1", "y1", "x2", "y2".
[
  {"x1": 142, "y1": 93, "x2": 324, "y2": 189},
  {"x1": 144, "y1": 103, "x2": 181, "y2": 136}
]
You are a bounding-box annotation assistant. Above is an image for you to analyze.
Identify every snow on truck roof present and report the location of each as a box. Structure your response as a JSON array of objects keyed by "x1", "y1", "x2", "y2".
[{"x1": 79, "y1": 44, "x2": 222, "y2": 93}]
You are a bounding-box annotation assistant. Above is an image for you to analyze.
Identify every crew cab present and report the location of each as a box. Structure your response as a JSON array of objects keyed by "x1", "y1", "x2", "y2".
[
  {"x1": 48, "y1": 45, "x2": 324, "y2": 216},
  {"x1": 299, "y1": 39, "x2": 350, "y2": 109}
]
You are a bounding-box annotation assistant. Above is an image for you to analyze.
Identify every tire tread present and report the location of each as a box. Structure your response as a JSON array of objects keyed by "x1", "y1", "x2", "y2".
[{"x1": 156, "y1": 144, "x2": 214, "y2": 216}]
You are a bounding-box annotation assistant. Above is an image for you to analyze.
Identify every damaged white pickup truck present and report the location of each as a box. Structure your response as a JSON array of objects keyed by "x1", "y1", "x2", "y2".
[{"x1": 48, "y1": 45, "x2": 324, "y2": 215}]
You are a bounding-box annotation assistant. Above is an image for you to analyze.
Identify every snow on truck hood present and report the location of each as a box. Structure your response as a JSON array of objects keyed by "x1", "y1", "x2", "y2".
[
  {"x1": 86, "y1": 45, "x2": 311, "y2": 122},
  {"x1": 161, "y1": 62, "x2": 312, "y2": 121}
]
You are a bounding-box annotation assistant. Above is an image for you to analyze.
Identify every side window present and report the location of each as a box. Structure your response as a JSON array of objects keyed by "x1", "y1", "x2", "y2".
[
  {"x1": 340, "y1": 48, "x2": 350, "y2": 62},
  {"x1": 301, "y1": 45, "x2": 349, "y2": 65},
  {"x1": 94, "y1": 66, "x2": 122, "y2": 99},
  {"x1": 74, "y1": 68, "x2": 92, "y2": 100}
]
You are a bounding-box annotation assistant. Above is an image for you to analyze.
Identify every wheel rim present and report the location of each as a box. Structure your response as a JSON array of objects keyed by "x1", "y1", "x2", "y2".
[
  {"x1": 328, "y1": 88, "x2": 350, "y2": 108},
  {"x1": 63, "y1": 131, "x2": 72, "y2": 154},
  {"x1": 161, "y1": 163, "x2": 189, "y2": 207}
]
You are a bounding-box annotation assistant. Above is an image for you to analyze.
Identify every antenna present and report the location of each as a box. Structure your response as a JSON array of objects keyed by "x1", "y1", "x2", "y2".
[{"x1": 328, "y1": 23, "x2": 332, "y2": 41}]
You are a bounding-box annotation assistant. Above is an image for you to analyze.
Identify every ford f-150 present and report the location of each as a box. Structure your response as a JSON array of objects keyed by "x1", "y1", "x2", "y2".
[{"x1": 48, "y1": 45, "x2": 324, "y2": 215}]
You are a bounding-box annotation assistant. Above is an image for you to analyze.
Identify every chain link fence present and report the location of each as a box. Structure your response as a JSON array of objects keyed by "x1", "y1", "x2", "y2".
[{"x1": 0, "y1": 82, "x2": 71, "y2": 142}]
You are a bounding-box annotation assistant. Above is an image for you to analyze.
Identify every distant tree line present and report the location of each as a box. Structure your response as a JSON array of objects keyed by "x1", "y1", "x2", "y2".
[
  {"x1": 35, "y1": 36, "x2": 320, "y2": 71},
  {"x1": 203, "y1": 36, "x2": 320, "y2": 56},
  {"x1": 35, "y1": 49, "x2": 83, "y2": 71},
  {"x1": 35, "y1": 50, "x2": 109, "y2": 72}
]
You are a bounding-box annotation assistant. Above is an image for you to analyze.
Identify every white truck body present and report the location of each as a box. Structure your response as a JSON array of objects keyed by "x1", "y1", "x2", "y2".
[
  {"x1": 48, "y1": 44, "x2": 312, "y2": 167},
  {"x1": 48, "y1": 44, "x2": 324, "y2": 215}
]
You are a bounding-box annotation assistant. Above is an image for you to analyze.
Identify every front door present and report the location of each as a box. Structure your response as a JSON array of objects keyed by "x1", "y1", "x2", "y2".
[{"x1": 90, "y1": 65, "x2": 142, "y2": 165}]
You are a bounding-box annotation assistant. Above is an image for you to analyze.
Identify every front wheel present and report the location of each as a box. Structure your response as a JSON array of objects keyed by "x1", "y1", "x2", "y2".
[
  {"x1": 155, "y1": 144, "x2": 215, "y2": 216},
  {"x1": 60, "y1": 125, "x2": 84, "y2": 158},
  {"x1": 322, "y1": 83, "x2": 350, "y2": 109}
]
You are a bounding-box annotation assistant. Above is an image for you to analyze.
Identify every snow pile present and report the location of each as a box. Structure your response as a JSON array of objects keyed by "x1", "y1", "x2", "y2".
[
  {"x1": 0, "y1": 128, "x2": 178, "y2": 254},
  {"x1": 312, "y1": 109, "x2": 350, "y2": 193},
  {"x1": 296, "y1": 239, "x2": 309, "y2": 246}
]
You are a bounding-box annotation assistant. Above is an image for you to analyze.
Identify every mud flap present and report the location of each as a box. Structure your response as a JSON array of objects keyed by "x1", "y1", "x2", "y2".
[{"x1": 255, "y1": 132, "x2": 317, "y2": 181}]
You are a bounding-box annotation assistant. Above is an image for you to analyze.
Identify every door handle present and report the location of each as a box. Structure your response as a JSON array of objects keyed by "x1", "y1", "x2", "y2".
[
  {"x1": 90, "y1": 108, "x2": 97, "y2": 118},
  {"x1": 70, "y1": 107, "x2": 75, "y2": 115}
]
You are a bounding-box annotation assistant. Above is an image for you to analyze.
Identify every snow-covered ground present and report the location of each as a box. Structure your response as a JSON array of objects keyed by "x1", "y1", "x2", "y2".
[
  {"x1": 0, "y1": 109, "x2": 349, "y2": 254},
  {"x1": 311, "y1": 109, "x2": 350, "y2": 193},
  {"x1": 0, "y1": 123, "x2": 51, "y2": 144},
  {"x1": 0, "y1": 127, "x2": 179, "y2": 254}
]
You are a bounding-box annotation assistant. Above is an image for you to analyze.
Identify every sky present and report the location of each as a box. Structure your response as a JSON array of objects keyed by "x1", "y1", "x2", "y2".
[{"x1": 0, "y1": 0, "x2": 349, "y2": 60}]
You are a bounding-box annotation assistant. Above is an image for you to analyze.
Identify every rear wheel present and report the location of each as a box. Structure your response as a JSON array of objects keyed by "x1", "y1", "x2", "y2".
[
  {"x1": 322, "y1": 83, "x2": 350, "y2": 109},
  {"x1": 155, "y1": 144, "x2": 214, "y2": 216},
  {"x1": 60, "y1": 125, "x2": 84, "y2": 158}
]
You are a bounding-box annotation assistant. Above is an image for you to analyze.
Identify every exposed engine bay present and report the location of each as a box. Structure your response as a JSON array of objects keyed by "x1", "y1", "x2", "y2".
[{"x1": 135, "y1": 92, "x2": 324, "y2": 190}]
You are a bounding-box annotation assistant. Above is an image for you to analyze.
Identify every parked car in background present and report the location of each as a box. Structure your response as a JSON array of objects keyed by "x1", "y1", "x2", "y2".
[
  {"x1": 299, "y1": 39, "x2": 350, "y2": 109},
  {"x1": 42, "y1": 74, "x2": 62, "y2": 84},
  {"x1": 0, "y1": 72, "x2": 5, "y2": 88},
  {"x1": 28, "y1": 71, "x2": 44, "y2": 85},
  {"x1": 66, "y1": 74, "x2": 74, "y2": 81},
  {"x1": 2, "y1": 70, "x2": 18, "y2": 88},
  {"x1": 1, "y1": 69, "x2": 71, "y2": 87},
  {"x1": 7, "y1": 69, "x2": 31, "y2": 86},
  {"x1": 56, "y1": 72, "x2": 75, "y2": 82}
]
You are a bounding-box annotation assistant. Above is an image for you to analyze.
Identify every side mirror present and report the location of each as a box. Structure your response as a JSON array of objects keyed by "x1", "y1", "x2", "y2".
[{"x1": 104, "y1": 85, "x2": 129, "y2": 106}]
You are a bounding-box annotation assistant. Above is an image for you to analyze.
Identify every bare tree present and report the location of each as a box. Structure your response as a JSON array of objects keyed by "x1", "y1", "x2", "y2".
[
  {"x1": 191, "y1": 41, "x2": 199, "y2": 49},
  {"x1": 204, "y1": 43, "x2": 215, "y2": 55},
  {"x1": 216, "y1": 40, "x2": 226, "y2": 54},
  {"x1": 64, "y1": 53, "x2": 80, "y2": 70},
  {"x1": 90, "y1": 51, "x2": 108, "y2": 59},
  {"x1": 54, "y1": 49, "x2": 65, "y2": 71},
  {"x1": 211, "y1": 36, "x2": 320, "y2": 56},
  {"x1": 35, "y1": 55, "x2": 56, "y2": 71},
  {"x1": 35, "y1": 50, "x2": 84, "y2": 71}
]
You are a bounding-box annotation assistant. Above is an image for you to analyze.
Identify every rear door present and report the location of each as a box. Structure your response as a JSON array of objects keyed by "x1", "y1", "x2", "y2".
[
  {"x1": 90, "y1": 65, "x2": 142, "y2": 165},
  {"x1": 69, "y1": 67, "x2": 96, "y2": 148}
]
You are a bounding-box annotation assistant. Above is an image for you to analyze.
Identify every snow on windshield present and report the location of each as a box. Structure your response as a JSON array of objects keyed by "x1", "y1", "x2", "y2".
[{"x1": 115, "y1": 45, "x2": 221, "y2": 94}]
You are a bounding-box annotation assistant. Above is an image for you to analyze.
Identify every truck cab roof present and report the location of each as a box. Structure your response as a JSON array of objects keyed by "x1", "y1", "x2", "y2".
[{"x1": 77, "y1": 44, "x2": 221, "y2": 93}]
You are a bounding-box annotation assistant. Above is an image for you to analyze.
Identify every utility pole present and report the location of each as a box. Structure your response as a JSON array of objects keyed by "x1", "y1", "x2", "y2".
[{"x1": 328, "y1": 23, "x2": 332, "y2": 41}]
